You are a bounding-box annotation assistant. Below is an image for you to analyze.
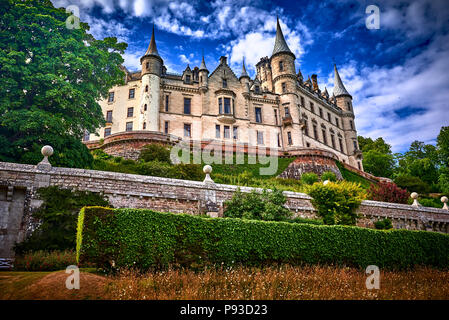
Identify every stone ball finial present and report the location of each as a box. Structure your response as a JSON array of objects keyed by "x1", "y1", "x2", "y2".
[
  {"x1": 203, "y1": 165, "x2": 212, "y2": 174},
  {"x1": 323, "y1": 180, "x2": 330, "y2": 185},
  {"x1": 442, "y1": 196, "x2": 449, "y2": 210},
  {"x1": 411, "y1": 192, "x2": 419, "y2": 200},
  {"x1": 41, "y1": 145, "x2": 54, "y2": 157}
]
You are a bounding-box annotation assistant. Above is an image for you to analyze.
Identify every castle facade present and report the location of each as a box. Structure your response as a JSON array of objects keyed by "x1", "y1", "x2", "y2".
[{"x1": 84, "y1": 19, "x2": 364, "y2": 171}]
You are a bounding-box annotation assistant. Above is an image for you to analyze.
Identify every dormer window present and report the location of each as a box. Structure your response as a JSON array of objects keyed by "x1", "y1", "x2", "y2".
[
  {"x1": 222, "y1": 78, "x2": 227, "y2": 88},
  {"x1": 255, "y1": 86, "x2": 260, "y2": 94},
  {"x1": 185, "y1": 75, "x2": 191, "y2": 83},
  {"x1": 279, "y1": 61, "x2": 284, "y2": 72}
]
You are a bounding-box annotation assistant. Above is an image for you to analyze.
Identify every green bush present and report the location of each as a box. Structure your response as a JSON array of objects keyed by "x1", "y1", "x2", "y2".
[
  {"x1": 139, "y1": 143, "x2": 171, "y2": 164},
  {"x1": 321, "y1": 171, "x2": 337, "y2": 182},
  {"x1": 14, "y1": 187, "x2": 111, "y2": 254},
  {"x1": 77, "y1": 207, "x2": 449, "y2": 271},
  {"x1": 394, "y1": 175, "x2": 431, "y2": 194},
  {"x1": 374, "y1": 218, "x2": 393, "y2": 230},
  {"x1": 287, "y1": 217, "x2": 324, "y2": 225},
  {"x1": 419, "y1": 197, "x2": 447, "y2": 209},
  {"x1": 306, "y1": 181, "x2": 366, "y2": 225},
  {"x1": 13, "y1": 250, "x2": 81, "y2": 271},
  {"x1": 224, "y1": 188, "x2": 291, "y2": 221},
  {"x1": 301, "y1": 173, "x2": 319, "y2": 185}
]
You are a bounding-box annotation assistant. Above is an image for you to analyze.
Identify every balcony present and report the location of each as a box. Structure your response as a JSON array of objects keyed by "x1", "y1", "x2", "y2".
[
  {"x1": 282, "y1": 115, "x2": 293, "y2": 127},
  {"x1": 217, "y1": 113, "x2": 236, "y2": 124}
]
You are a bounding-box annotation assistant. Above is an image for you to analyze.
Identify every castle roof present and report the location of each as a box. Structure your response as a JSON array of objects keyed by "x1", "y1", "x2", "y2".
[
  {"x1": 239, "y1": 58, "x2": 250, "y2": 79},
  {"x1": 333, "y1": 64, "x2": 351, "y2": 98},
  {"x1": 272, "y1": 18, "x2": 294, "y2": 57},
  {"x1": 143, "y1": 25, "x2": 160, "y2": 58},
  {"x1": 199, "y1": 54, "x2": 208, "y2": 72}
]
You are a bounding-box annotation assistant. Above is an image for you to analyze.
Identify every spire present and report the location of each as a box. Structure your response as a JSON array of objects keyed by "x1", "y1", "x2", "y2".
[
  {"x1": 144, "y1": 25, "x2": 160, "y2": 57},
  {"x1": 297, "y1": 68, "x2": 303, "y2": 81},
  {"x1": 272, "y1": 17, "x2": 294, "y2": 57},
  {"x1": 240, "y1": 57, "x2": 249, "y2": 79},
  {"x1": 333, "y1": 64, "x2": 351, "y2": 98},
  {"x1": 199, "y1": 53, "x2": 208, "y2": 71}
]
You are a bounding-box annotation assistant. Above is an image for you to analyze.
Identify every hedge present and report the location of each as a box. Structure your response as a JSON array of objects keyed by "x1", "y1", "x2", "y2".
[{"x1": 77, "y1": 207, "x2": 449, "y2": 271}]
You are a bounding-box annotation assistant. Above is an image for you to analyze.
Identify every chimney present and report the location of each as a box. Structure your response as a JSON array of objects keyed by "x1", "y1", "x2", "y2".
[
  {"x1": 311, "y1": 74, "x2": 319, "y2": 92},
  {"x1": 219, "y1": 56, "x2": 228, "y2": 65}
]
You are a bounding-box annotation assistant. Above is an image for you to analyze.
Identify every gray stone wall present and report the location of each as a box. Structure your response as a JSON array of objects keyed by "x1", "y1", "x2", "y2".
[{"x1": 1, "y1": 161, "x2": 448, "y2": 267}]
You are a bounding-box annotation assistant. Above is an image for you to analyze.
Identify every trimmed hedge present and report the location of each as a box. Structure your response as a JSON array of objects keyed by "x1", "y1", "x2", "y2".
[{"x1": 77, "y1": 207, "x2": 449, "y2": 271}]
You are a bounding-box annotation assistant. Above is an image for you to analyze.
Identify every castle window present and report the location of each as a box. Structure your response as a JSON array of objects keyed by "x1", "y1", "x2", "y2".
[
  {"x1": 257, "y1": 131, "x2": 264, "y2": 145},
  {"x1": 313, "y1": 124, "x2": 318, "y2": 140},
  {"x1": 108, "y1": 92, "x2": 114, "y2": 102},
  {"x1": 218, "y1": 98, "x2": 222, "y2": 114},
  {"x1": 284, "y1": 106, "x2": 290, "y2": 117},
  {"x1": 331, "y1": 134, "x2": 336, "y2": 149},
  {"x1": 127, "y1": 107, "x2": 134, "y2": 117},
  {"x1": 222, "y1": 78, "x2": 227, "y2": 88},
  {"x1": 184, "y1": 123, "x2": 191, "y2": 137},
  {"x1": 327, "y1": 112, "x2": 331, "y2": 121},
  {"x1": 165, "y1": 95, "x2": 169, "y2": 112},
  {"x1": 129, "y1": 88, "x2": 135, "y2": 99},
  {"x1": 216, "y1": 125, "x2": 220, "y2": 138},
  {"x1": 310, "y1": 102, "x2": 314, "y2": 113},
  {"x1": 255, "y1": 107, "x2": 262, "y2": 123},
  {"x1": 300, "y1": 96, "x2": 305, "y2": 107},
  {"x1": 339, "y1": 137, "x2": 344, "y2": 153},
  {"x1": 185, "y1": 75, "x2": 191, "y2": 83},
  {"x1": 353, "y1": 140, "x2": 358, "y2": 151},
  {"x1": 282, "y1": 82, "x2": 286, "y2": 93},
  {"x1": 146, "y1": 62, "x2": 149, "y2": 70},
  {"x1": 347, "y1": 102, "x2": 352, "y2": 111},
  {"x1": 336, "y1": 118, "x2": 339, "y2": 128},
  {"x1": 274, "y1": 109, "x2": 278, "y2": 125},
  {"x1": 287, "y1": 132, "x2": 293, "y2": 145},
  {"x1": 306, "y1": 142, "x2": 311, "y2": 148},
  {"x1": 322, "y1": 128, "x2": 327, "y2": 145},
  {"x1": 143, "y1": 122, "x2": 146, "y2": 130},
  {"x1": 279, "y1": 61, "x2": 284, "y2": 72},
  {"x1": 126, "y1": 122, "x2": 133, "y2": 132},
  {"x1": 319, "y1": 108, "x2": 323, "y2": 118},
  {"x1": 144, "y1": 104, "x2": 147, "y2": 111},
  {"x1": 145, "y1": 85, "x2": 148, "y2": 92},
  {"x1": 304, "y1": 121, "x2": 309, "y2": 136},
  {"x1": 224, "y1": 126, "x2": 230, "y2": 139},
  {"x1": 106, "y1": 110, "x2": 112, "y2": 123},
  {"x1": 83, "y1": 130, "x2": 90, "y2": 141},
  {"x1": 233, "y1": 126, "x2": 238, "y2": 140},
  {"x1": 350, "y1": 120, "x2": 354, "y2": 130},
  {"x1": 184, "y1": 98, "x2": 191, "y2": 114},
  {"x1": 358, "y1": 162, "x2": 361, "y2": 170},
  {"x1": 164, "y1": 121, "x2": 169, "y2": 134},
  {"x1": 255, "y1": 86, "x2": 260, "y2": 94},
  {"x1": 104, "y1": 127, "x2": 111, "y2": 137},
  {"x1": 200, "y1": 76, "x2": 203, "y2": 83},
  {"x1": 223, "y1": 98, "x2": 231, "y2": 114},
  {"x1": 277, "y1": 133, "x2": 281, "y2": 147}
]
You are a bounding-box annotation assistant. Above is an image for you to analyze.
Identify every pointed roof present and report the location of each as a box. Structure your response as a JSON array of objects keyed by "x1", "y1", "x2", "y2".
[
  {"x1": 199, "y1": 54, "x2": 208, "y2": 72},
  {"x1": 145, "y1": 25, "x2": 160, "y2": 57},
  {"x1": 297, "y1": 68, "x2": 303, "y2": 80},
  {"x1": 323, "y1": 87, "x2": 329, "y2": 98},
  {"x1": 333, "y1": 64, "x2": 351, "y2": 97},
  {"x1": 239, "y1": 57, "x2": 250, "y2": 79},
  {"x1": 272, "y1": 17, "x2": 294, "y2": 57}
]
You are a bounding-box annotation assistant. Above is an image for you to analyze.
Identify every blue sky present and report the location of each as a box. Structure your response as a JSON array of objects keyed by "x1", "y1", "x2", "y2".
[{"x1": 52, "y1": 0, "x2": 449, "y2": 153}]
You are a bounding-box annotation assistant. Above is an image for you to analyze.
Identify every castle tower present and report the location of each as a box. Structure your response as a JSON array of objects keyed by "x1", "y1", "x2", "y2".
[
  {"x1": 140, "y1": 25, "x2": 162, "y2": 132},
  {"x1": 198, "y1": 54, "x2": 209, "y2": 91},
  {"x1": 270, "y1": 18, "x2": 300, "y2": 147},
  {"x1": 239, "y1": 57, "x2": 250, "y2": 91},
  {"x1": 333, "y1": 64, "x2": 363, "y2": 169}
]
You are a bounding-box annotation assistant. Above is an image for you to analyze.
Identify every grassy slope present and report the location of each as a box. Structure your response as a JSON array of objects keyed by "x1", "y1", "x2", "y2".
[{"x1": 336, "y1": 161, "x2": 373, "y2": 189}]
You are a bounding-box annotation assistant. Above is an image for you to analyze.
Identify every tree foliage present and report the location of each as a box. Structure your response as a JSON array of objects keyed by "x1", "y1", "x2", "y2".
[{"x1": 0, "y1": 0, "x2": 127, "y2": 168}]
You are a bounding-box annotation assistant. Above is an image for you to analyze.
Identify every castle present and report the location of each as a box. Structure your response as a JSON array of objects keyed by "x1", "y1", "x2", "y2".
[{"x1": 84, "y1": 18, "x2": 364, "y2": 171}]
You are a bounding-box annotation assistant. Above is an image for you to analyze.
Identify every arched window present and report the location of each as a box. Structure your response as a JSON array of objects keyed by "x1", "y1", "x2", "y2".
[{"x1": 145, "y1": 85, "x2": 148, "y2": 92}]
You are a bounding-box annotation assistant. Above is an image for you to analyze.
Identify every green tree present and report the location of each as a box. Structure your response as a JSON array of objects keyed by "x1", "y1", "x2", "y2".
[
  {"x1": 437, "y1": 126, "x2": 449, "y2": 167},
  {"x1": 358, "y1": 136, "x2": 395, "y2": 178},
  {"x1": 0, "y1": 0, "x2": 127, "y2": 168},
  {"x1": 358, "y1": 136, "x2": 392, "y2": 154}
]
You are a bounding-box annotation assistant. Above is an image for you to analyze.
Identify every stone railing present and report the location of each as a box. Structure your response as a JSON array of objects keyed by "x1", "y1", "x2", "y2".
[{"x1": 1, "y1": 151, "x2": 448, "y2": 267}]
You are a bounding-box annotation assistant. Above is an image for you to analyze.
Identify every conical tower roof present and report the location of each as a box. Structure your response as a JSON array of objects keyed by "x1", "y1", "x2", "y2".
[
  {"x1": 333, "y1": 64, "x2": 351, "y2": 97},
  {"x1": 272, "y1": 18, "x2": 294, "y2": 57},
  {"x1": 240, "y1": 57, "x2": 250, "y2": 79},
  {"x1": 199, "y1": 54, "x2": 208, "y2": 71},
  {"x1": 143, "y1": 25, "x2": 160, "y2": 58}
]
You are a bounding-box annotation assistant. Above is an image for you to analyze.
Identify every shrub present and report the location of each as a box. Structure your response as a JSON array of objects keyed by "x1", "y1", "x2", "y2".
[
  {"x1": 77, "y1": 207, "x2": 449, "y2": 271},
  {"x1": 287, "y1": 217, "x2": 324, "y2": 225},
  {"x1": 306, "y1": 181, "x2": 366, "y2": 225},
  {"x1": 301, "y1": 173, "x2": 319, "y2": 185},
  {"x1": 224, "y1": 188, "x2": 291, "y2": 221},
  {"x1": 321, "y1": 171, "x2": 337, "y2": 182},
  {"x1": 368, "y1": 182, "x2": 410, "y2": 204},
  {"x1": 394, "y1": 175, "x2": 431, "y2": 194},
  {"x1": 14, "y1": 187, "x2": 111, "y2": 254},
  {"x1": 374, "y1": 218, "x2": 393, "y2": 230},
  {"x1": 172, "y1": 163, "x2": 204, "y2": 181},
  {"x1": 139, "y1": 143, "x2": 171, "y2": 164},
  {"x1": 419, "y1": 197, "x2": 447, "y2": 209},
  {"x1": 13, "y1": 250, "x2": 78, "y2": 271}
]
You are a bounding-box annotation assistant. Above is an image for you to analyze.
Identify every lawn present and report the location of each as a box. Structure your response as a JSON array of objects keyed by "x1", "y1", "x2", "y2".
[{"x1": 1, "y1": 265, "x2": 448, "y2": 300}]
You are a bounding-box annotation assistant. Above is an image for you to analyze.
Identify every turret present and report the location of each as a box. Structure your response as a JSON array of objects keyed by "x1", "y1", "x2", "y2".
[
  {"x1": 333, "y1": 64, "x2": 353, "y2": 112},
  {"x1": 139, "y1": 25, "x2": 162, "y2": 132},
  {"x1": 239, "y1": 58, "x2": 250, "y2": 92},
  {"x1": 199, "y1": 54, "x2": 209, "y2": 89}
]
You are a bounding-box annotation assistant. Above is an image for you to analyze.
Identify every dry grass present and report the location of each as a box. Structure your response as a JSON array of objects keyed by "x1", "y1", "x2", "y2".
[
  {"x1": 107, "y1": 265, "x2": 449, "y2": 300},
  {"x1": 1, "y1": 265, "x2": 448, "y2": 300}
]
